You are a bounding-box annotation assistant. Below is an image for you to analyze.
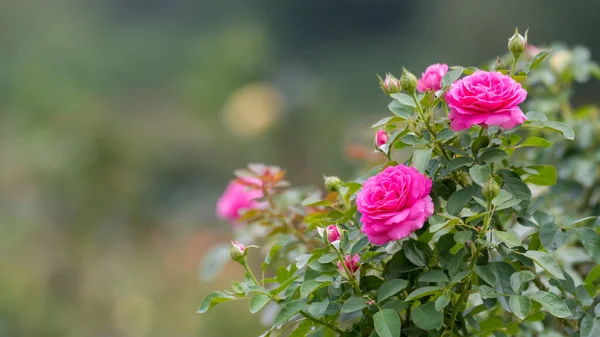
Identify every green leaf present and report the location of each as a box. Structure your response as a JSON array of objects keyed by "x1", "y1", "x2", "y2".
[
  {"x1": 503, "y1": 177, "x2": 531, "y2": 204},
  {"x1": 576, "y1": 228, "x2": 600, "y2": 264},
  {"x1": 273, "y1": 300, "x2": 308, "y2": 327},
  {"x1": 509, "y1": 295, "x2": 531, "y2": 320},
  {"x1": 300, "y1": 280, "x2": 331, "y2": 299},
  {"x1": 435, "y1": 294, "x2": 450, "y2": 311},
  {"x1": 447, "y1": 187, "x2": 474, "y2": 215},
  {"x1": 469, "y1": 164, "x2": 491, "y2": 186},
  {"x1": 250, "y1": 294, "x2": 271, "y2": 314},
  {"x1": 518, "y1": 137, "x2": 552, "y2": 148},
  {"x1": 521, "y1": 165, "x2": 557, "y2": 186},
  {"x1": 411, "y1": 302, "x2": 443, "y2": 331},
  {"x1": 453, "y1": 231, "x2": 473, "y2": 244},
  {"x1": 479, "y1": 285, "x2": 498, "y2": 299},
  {"x1": 541, "y1": 121, "x2": 575, "y2": 140},
  {"x1": 479, "y1": 148, "x2": 508, "y2": 162},
  {"x1": 351, "y1": 236, "x2": 371, "y2": 255},
  {"x1": 480, "y1": 317, "x2": 504, "y2": 332},
  {"x1": 289, "y1": 320, "x2": 314, "y2": 337},
  {"x1": 412, "y1": 148, "x2": 433, "y2": 174},
  {"x1": 198, "y1": 291, "x2": 236, "y2": 313},
  {"x1": 390, "y1": 92, "x2": 416, "y2": 107},
  {"x1": 474, "y1": 265, "x2": 498, "y2": 286},
  {"x1": 581, "y1": 316, "x2": 600, "y2": 337},
  {"x1": 442, "y1": 68, "x2": 463, "y2": 87},
  {"x1": 524, "y1": 251, "x2": 565, "y2": 280},
  {"x1": 307, "y1": 298, "x2": 329, "y2": 318},
  {"x1": 524, "y1": 50, "x2": 551, "y2": 73},
  {"x1": 418, "y1": 270, "x2": 449, "y2": 283},
  {"x1": 472, "y1": 135, "x2": 490, "y2": 155},
  {"x1": 540, "y1": 220, "x2": 567, "y2": 252},
  {"x1": 510, "y1": 271, "x2": 535, "y2": 293},
  {"x1": 525, "y1": 111, "x2": 548, "y2": 121},
  {"x1": 341, "y1": 296, "x2": 367, "y2": 313},
  {"x1": 378, "y1": 279, "x2": 409, "y2": 302},
  {"x1": 388, "y1": 101, "x2": 412, "y2": 119},
  {"x1": 373, "y1": 309, "x2": 402, "y2": 337},
  {"x1": 436, "y1": 129, "x2": 455, "y2": 142},
  {"x1": 495, "y1": 230, "x2": 521, "y2": 248},
  {"x1": 372, "y1": 116, "x2": 397, "y2": 128},
  {"x1": 403, "y1": 240, "x2": 432, "y2": 267},
  {"x1": 405, "y1": 286, "x2": 440, "y2": 301},
  {"x1": 445, "y1": 157, "x2": 474, "y2": 173},
  {"x1": 529, "y1": 291, "x2": 572, "y2": 318}
]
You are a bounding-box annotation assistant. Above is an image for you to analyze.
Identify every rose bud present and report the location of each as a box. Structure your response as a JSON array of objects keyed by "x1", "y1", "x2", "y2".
[
  {"x1": 483, "y1": 178, "x2": 501, "y2": 201},
  {"x1": 400, "y1": 68, "x2": 418, "y2": 94},
  {"x1": 230, "y1": 241, "x2": 247, "y2": 263},
  {"x1": 337, "y1": 254, "x2": 360, "y2": 276},
  {"x1": 508, "y1": 28, "x2": 526, "y2": 59},
  {"x1": 324, "y1": 176, "x2": 342, "y2": 192},
  {"x1": 375, "y1": 129, "x2": 389, "y2": 148},
  {"x1": 378, "y1": 73, "x2": 401, "y2": 95},
  {"x1": 326, "y1": 225, "x2": 341, "y2": 243}
]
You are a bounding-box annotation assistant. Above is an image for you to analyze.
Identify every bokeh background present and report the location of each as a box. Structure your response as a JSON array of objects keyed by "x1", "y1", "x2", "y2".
[{"x1": 2, "y1": 1, "x2": 600, "y2": 336}]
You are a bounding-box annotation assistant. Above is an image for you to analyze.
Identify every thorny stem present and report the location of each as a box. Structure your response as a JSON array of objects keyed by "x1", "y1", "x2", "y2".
[
  {"x1": 334, "y1": 248, "x2": 363, "y2": 296},
  {"x1": 449, "y1": 201, "x2": 495, "y2": 335}
]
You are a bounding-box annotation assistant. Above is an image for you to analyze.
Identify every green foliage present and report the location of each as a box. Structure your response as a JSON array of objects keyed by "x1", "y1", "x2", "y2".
[{"x1": 200, "y1": 29, "x2": 600, "y2": 337}]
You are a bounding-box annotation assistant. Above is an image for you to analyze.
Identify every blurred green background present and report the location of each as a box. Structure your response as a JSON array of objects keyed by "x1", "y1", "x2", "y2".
[{"x1": 1, "y1": 1, "x2": 600, "y2": 336}]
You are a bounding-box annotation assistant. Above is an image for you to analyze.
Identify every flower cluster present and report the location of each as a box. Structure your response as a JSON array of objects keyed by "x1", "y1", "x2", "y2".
[{"x1": 201, "y1": 28, "x2": 597, "y2": 337}]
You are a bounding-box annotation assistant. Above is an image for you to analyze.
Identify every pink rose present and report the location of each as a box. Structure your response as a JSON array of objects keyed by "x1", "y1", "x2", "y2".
[
  {"x1": 216, "y1": 177, "x2": 264, "y2": 224},
  {"x1": 337, "y1": 254, "x2": 360, "y2": 274},
  {"x1": 417, "y1": 63, "x2": 448, "y2": 92},
  {"x1": 444, "y1": 71, "x2": 527, "y2": 131},
  {"x1": 376, "y1": 129, "x2": 389, "y2": 148},
  {"x1": 326, "y1": 225, "x2": 340, "y2": 242},
  {"x1": 356, "y1": 165, "x2": 434, "y2": 245},
  {"x1": 232, "y1": 241, "x2": 246, "y2": 253}
]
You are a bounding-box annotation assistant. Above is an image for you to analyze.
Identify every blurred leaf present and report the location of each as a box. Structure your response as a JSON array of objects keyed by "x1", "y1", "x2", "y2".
[
  {"x1": 525, "y1": 111, "x2": 548, "y2": 122},
  {"x1": 418, "y1": 270, "x2": 449, "y2": 283},
  {"x1": 447, "y1": 187, "x2": 474, "y2": 215},
  {"x1": 341, "y1": 296, "x2": 367, "y2": 313},
  {"x1": 300, "y1": 280, "x2": 331, "y2": 299},
  {"x1": 495, "y1": 230, "x2": 521, "y2": 248},
  {"x1": 524, "y1": 251, "x2": 565, "y2": 280},
  {"x1": 518, "y1": 137, "x2": 551, "y2": 148},
  {"x1": 479, "y1": 148, "x2": 508, "y2": 162},
  {"x1": 412, "y1": 148, "x2": 433, "y2": 174},
  {"x1": 469, "y1": 164, "x2": 491, "y2": 186},
  {"x1": 250, "y1": 294, "x2": 271, "y2": 314},
  {"x1": 405, "y1": 286, "x2": 439, "y2": 301},
  {"x1": 390, "y1": 93, "x2": 417, "y2": 107},
  {"x1": 198, "y1": 291, "x2": 237, "y2": 313},
  {"x1": 435, "y1": 294, "x2": 450, "y2": 310},
  {"x1": 510, "y1": 271, "x2": 535, "y2": 293},
  {"x1": 442, "y1": 69, "x2": 463, "y2": 87},
  {"x1": 524, "y1": 50, "x2": 551, "y2": 73},
  {"x1": 540, "y1": 220, "x2": 567, "y2": 252},
  {"x1": 518, "y1": 165, "x2": 557, "y2": 186},
  {"x1": 475, "y1": 265, "x2": 498, "y2": 286},
  {"x1": 273, "y1": 301, "x2": 307, "y2": 327},
  {"x1": 576, "y1": 228, "x2": 600, "y2": 264},
  {"x1": 307, "y1": 299, "x2": 329, "y2": 318},
  {"x1": 529, "y1": 291, "x2": 572, "y2": 318},
  {"x1": 289, "y1": 320, "x2": 314, "y2": 337},
  {"x1": 374, "y1": 309, "x2": 402, "y2": 337},
  {"x1": 378, "y1": 279, "x2": 409, "y2": 302},
  {"x1": 509, "y1": 295, "x2": 531, "y2": 320},
  {"x1": 411, "y1": 302, "x2": 443, "y2": 331}
]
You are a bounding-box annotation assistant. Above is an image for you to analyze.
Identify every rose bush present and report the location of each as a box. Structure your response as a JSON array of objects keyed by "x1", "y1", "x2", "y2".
[{"x1": 199, "y1": 29, "x2": 600, "y2": 337}]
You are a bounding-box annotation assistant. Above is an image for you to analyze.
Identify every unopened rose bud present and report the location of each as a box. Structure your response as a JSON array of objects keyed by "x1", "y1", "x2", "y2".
[
  {"x1": 400, "y1": 68, "x2": 418, "y2": 94},
  {"x1": 337, "y1": 254, "x2": 360, "y2": 277},
  {"x1": 482, "y1": 178, "x2": 500, "y2": 201},
  {"x1": 378, "y1": 73, "x2": 401, "y2": 95},
  {"x1": 324, "y1": 176, "x2": 342, "y2": 192},
  {"x1": 375, "y1": 129, "x2": 389, "y2": 148},
  {"x1": 326, "y1": 225, "x2": 340, "y2": 243},
  {"x1": 230, "y1": 241, "x2": 247, "y2": 263},
  {"x1": 508, "y1": 28, "x2": 526, "y2": 59}
]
